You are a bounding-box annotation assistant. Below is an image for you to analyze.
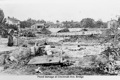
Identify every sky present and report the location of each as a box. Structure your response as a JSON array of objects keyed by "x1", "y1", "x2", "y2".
[{"x1": 0, "y1": 0, "x2": 120, "y2": 22}]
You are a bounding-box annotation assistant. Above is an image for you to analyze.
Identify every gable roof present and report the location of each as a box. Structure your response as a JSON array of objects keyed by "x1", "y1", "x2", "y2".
[{"x1": 7, "y1": 17, "x2": 20, "y2": 23}]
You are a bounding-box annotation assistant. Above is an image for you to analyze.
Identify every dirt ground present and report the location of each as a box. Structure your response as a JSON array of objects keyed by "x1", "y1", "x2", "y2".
[
  {"x1": 0, "y1": 36, "x2": 118, "y2": 75},
  {"x1": 0, "y1": 38, "x2": 18, "y2": 53}
]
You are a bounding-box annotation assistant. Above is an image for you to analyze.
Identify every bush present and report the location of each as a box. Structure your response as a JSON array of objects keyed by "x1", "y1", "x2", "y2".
[
  {"x1": 7, "y1": 24, "x2": 18, "y2": 30},
  {"x1": 1, "y1": 32, "x2": 8, "y2": 38},
  {"x1": 20, "y1": 31, "x2": 36, "y2": 37},
  {"x1": 0, "y1": 29, "x2": 8, "y2": 38},
  {"x1": 40, "y1": 27, "x2": 51, "y2": 34}
]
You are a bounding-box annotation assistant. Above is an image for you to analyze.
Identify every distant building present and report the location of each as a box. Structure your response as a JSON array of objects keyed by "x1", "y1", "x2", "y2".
[
  {"x1": 6, "y1": 17, "x2": 20, "y2": 25},
  {"x1": 31, "y1": 23, "x2": 45, "y2": 29},
  {"x1": 107, "y1": 20, "x2": 118, "y2": 29}
]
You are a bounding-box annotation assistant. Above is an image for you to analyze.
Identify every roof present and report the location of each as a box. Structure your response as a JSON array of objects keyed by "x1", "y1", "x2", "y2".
[{"x1": 7, "y1": 17, "x2": 20, "y2": 23}]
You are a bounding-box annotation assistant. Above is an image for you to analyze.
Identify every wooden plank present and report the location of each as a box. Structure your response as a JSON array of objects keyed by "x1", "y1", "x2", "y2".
[{"x1": 28, "y1": 55, "x2": 61, "y2": 64}]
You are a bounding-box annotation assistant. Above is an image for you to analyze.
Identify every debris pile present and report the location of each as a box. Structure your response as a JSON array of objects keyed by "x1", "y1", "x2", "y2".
[{"x1": 93, "y1": 46, "x2": 120, "y2": 74}]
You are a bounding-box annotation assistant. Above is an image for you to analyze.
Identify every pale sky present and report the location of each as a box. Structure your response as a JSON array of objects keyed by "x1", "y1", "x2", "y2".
[{"x1": 0, "y1": 0, "x2": 120, "y2": 22}]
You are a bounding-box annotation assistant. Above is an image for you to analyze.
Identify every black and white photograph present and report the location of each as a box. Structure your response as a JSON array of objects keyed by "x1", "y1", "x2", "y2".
[{"x1": 1, "y1": 0, "x2": 120, "y2": 78}]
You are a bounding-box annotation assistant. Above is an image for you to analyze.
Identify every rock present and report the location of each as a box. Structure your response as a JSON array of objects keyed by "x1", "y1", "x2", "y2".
[{"x1": 9, "y1": 47, "x2": 31, "y2": 61}]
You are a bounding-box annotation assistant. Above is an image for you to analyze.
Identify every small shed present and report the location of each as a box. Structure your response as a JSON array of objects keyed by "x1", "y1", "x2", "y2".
[{"x1": 31, "y1": 23, "x2": 45, "y2": 30}]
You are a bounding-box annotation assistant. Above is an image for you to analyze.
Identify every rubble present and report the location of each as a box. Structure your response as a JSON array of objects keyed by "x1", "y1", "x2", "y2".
[
  {"x1": 1, "y1": 31, "x2": 120, "y2": 75},
  {"x1": 9, "y1": 47, "x2": 31, "y2": 62},
  {"x1": 35, "y1": 67, "x2": 43, "y2": 73}
]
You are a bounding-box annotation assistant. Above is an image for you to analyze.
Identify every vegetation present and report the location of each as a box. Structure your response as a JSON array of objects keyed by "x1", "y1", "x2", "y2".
[
  {"x1": 20, "y1": 18, "x2": 46, "y2": 28},
  {"x1": 20, "y1": 30, "x2": 36, "y2": 37},
  {"x1": 62, "y1": 21, "x2": 81, "y2": 28},
  {"x1": 0, "y1": 8, "x2": 109, "y2": 29},
  {"x1": 20, "y1": 21, "x2": 32, "y2": 28},
  {"x1": 39, "y1": 27, "x2": 51, "y2": 34},
  {"x1": 80, "y1": 18, "x2": 95, "y2": 28}
]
